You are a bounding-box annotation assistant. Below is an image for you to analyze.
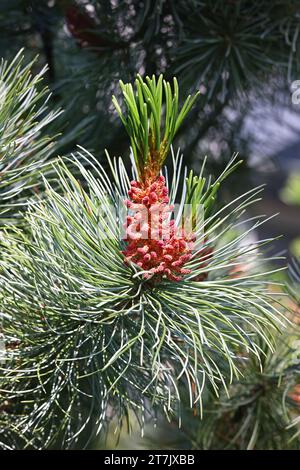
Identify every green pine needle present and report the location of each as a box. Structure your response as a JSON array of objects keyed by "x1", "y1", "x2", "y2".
[
  {"x1": 112, "y1": 74, "x2": 200, "y2": 179},
  {"x1": 0, "y1": 148, "x2": 286, "y2": 448},
  {"x1": 0, "y1": 49, "x2": 61, "y2": 227}
]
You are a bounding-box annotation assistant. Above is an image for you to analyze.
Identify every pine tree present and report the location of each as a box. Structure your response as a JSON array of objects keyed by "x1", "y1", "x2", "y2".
[
  {"x1": 0, "y1": 1, "x2": 300, "y2": 451},
  {"x1": 0, "y1": 66, "x2": 293, "y2": 449}
]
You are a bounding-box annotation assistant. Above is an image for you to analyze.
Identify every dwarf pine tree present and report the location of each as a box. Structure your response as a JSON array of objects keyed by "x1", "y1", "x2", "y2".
[{"x1": 1, "y1": 56, "x2": 298, "y2": 450}]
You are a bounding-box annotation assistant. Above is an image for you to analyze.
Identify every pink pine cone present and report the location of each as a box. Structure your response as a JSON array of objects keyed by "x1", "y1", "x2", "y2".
[{"x1": 122, "y1": 175, "x2": 195, "y2": 281}]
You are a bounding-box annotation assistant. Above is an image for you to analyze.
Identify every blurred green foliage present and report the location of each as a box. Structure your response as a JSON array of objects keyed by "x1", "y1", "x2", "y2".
[
  {"x1": 280, "y1": 173, "x2": 300, "y2": 256},
  {"x1": 281, "y1": 173, "x2": 300, "y2": 206},
  {"x1": 1, "y1": 0, "x2": 300, "y2": 169}
]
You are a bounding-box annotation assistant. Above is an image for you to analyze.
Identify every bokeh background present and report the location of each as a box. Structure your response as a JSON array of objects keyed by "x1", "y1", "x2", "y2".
[{"x1": 1, "y1": 0, "x2": 300, "y2": 448}]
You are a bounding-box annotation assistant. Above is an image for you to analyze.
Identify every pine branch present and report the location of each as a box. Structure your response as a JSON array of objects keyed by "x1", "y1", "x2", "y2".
[
  {"x1": 0, "y1": 147, "x2": 286, "y2": 448},
  {"x1": 185, "y1": 324, "x2": 300, "y2": 449},
  {"x1": 112, "y1": 75, "x2": 199, "y2": 180},
  {"x1": 0, "y1": 71, "x2": 287, "y2": 449},
  {"x1": 0, "y1": 49, "x2": 61, "y2": 226}
]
